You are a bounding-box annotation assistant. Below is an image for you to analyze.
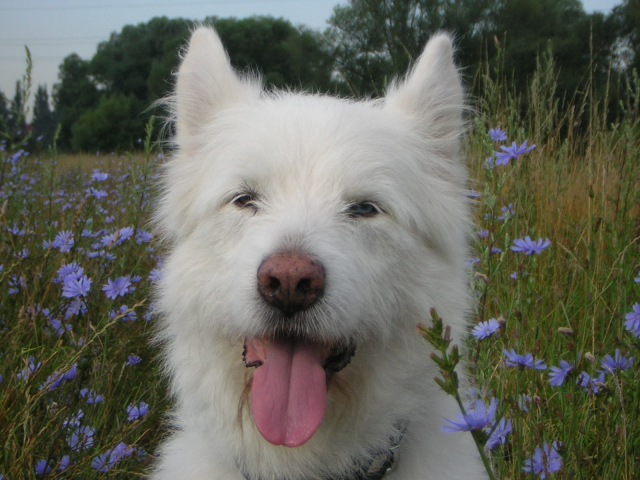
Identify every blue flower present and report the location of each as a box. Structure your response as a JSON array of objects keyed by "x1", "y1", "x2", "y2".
[
  {"x1": 59, "y1": 455, "x2": 70, "y2": 471},
  {"x1": 17, "y1": 357, "x2": 41, "y2": 381},
  {"x1": 34, "y1": 460, "x2": 51, "y2": 476},
  {"x1": 55, "y1": 263, "x2": 82, "y2": 283},
  {"x1": 489, "y1": 128, "x2": 508, "y2": 142},
  {"x1": 522, "y1": 442, "x2": 562, "y2": 478},
  {"x1": 62, "y1": 274, "x2": 92, "y2": 298},
  {"x1": 472, "y1": 318, "x2": 501, "y2": 340},
  {"x1": 600, "y1": 349, "x2": 634, "y2": 374},
  {"x1": 100, "y1": 232, "x2": 116, "y2": 247},
  {"x1": 52, "y1": 230, "x2": 74, "y2": 253},
  {"x1": 40, "y1": 364, "x2": 77, "y2": 391},
  {"x1": 484, "y1": 156, "x2": 495, "y2": 169},
  {"x1": 511, "y1": 236, "x2": 551, "y2": 255},
  {"x1": 63, "y1": 410, "x2": 84, "y2": 429},
  {"x1": 116, "y1": 226, "x2": 134, "y2": 244},
  {"x1": 143, "y1": 301, "x2": 156, "y2": 321},
  {"x1": 92, "y1": 442, "x2": 136, "y2": 472},
  {"x1": 67, "y1": 426, "x2": 95, "y2": 451},
  {"x1": 494, "y1": 140, "x2": 536, "y2": 166},
  {"x1": 548, "y1": 360, "x2": 574, "y2": 387},
  {"x1": 47, "y1": 318, "x2": 72, "y2": 337},
  {"x1": 80, "y1": 388, "x2": 104, "y2": 405},
  {"x1": 503, "y1": 348, "x2": 547, "y2": 370},
  {"x1": 624, "y1": 303, "x2": 640, "y2": 338},
  {"x1": 497, "y1": 203, "x2": 515, "y2": 221},
  {"x1": 90, "y1": 187, "x2": 107, "y2": 199},
  {"x1": 442, "y1": 398, "x2": 497, "y2": 432},
  {"x1": 149, "y1": 267, "x2": 162, "y2": 282},
  {"x1": 135, "y1": 230, "x2": 153, "y2": 243},
  {"x1": 110, "y1": 305, "x2": 137, "y2": 322},
  {"x1": 127, "y1": 402, "x2": 149, "y2": 421},
  {"x1": 91, "y1": 452, "x2": 112, "y2": 473},
  {"x1": 91, "y1": 170, "x2": 109, "y2": 182},
  {"x1": 64, "y1": 298, "x2": 88, "y2": 319},
  {"x1": 126, "y1": 354, "x2": 142, "y2": 366},
  {"x1": 466, "y1": 189, "x2": 481, "y2": 198},
  {"x1": 577, "y1": 371, "x2": 606, "y2": 394},
  {"x1": 102, "y1": 276, "x2": 132, "y2": 300},
  {"x1": 486, "y1": 417, "x2": 512, "y2": 450}
]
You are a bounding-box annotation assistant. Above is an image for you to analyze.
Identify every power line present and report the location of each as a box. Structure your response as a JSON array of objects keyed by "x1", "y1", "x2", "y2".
[
  {"x1": 0, "y1": 0, "x2": 311, "y2": 13},
  {"x1": 0, "y1": 36, "x2": 105, "y2": 45},
  {"x1": 0, "y1": 40, "x2": 103, "y2": 46},
  {"x1": 0, "y1": 57, "x2": 65, "y2": 62}
]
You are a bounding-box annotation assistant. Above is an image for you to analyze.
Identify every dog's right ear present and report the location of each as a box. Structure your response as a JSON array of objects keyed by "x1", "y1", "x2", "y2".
[{"x1": 175, "y1": 26, "x2": 259, "y2": 138}]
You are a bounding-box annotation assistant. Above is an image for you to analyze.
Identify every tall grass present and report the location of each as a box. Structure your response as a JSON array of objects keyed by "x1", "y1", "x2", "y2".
[
  {"x1": 0, "y1": 49, "x2": 638, "y2": 478},
  {"x1": 0, "y1": 123, "x2": 167, "y2": 477},
  {"x1": 457, "y1": 48, "x2": 640, "y2": 479}
]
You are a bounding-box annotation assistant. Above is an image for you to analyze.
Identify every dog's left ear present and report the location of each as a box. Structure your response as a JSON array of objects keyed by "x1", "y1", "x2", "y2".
[
  {"x1": 175, "y1": 26, "x2": 260, "y2": 139},
  {"x1": 385, "y1": 34, "x2": 464, "y2": 157}
]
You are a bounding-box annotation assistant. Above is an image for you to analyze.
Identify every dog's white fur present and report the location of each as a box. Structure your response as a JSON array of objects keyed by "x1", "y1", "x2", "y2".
[{"x1": 152, "y1": 26, "x2": 487, "y2": 479}]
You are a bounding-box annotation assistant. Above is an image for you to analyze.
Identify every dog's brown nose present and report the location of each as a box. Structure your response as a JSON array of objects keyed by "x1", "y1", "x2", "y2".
[{"x1": 257, "y1": 253, "x2": 325, "y2": 315}]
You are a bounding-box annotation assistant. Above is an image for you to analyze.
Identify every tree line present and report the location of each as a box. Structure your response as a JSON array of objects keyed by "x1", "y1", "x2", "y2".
[{"x1": 1, "y1": 0, "x2": 638, "y2": 153}]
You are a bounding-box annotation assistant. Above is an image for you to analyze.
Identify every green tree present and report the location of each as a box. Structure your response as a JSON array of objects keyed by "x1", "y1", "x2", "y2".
[
  {"x1": 70, "y1": 93, "x2": 145, "y2": 153},
  {"x1": 53, "y1": 54, "x2": 100, "y2": 150},
  {"x1": 612, "y1": 0, "x2": 640, "y2": 72},
  {"x1": 0, "y1": 89, "x2": 9, "y2": 135},
  {"x1": 209, "y1": 16, "x2": 335, "y2": 91},
  {"x1": 91, "y1": 16, "x2": 191, "y2": 101},
  {"x1": 327, "y1": 0, "x2": 618, "y2": 100},
  {"x1": 327, "y1": 0, "x2": 493, "y2": 96},
  {"x1": 487, "y1": 0, "x2": 617, "y2": 96},
  {"x1": 32, "y1": 85, "x2": 57, "y2": 149},
  {"x1": 53, "y1": 15, "x2": 336, "y2": 152},
  {"x1": 7, "y1": 81, "x2": 27, "y2": 136}
]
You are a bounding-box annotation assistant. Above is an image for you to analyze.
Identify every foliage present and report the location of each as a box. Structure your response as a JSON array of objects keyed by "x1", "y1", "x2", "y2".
[
  {"x1": 52, "y1": 54, "x2": 100, "y2": 151},
  {"x1": 52, "y1": 15, "x2": 335, "y2": 153},
  {"x1": 327, "y1": 0, "x2": 493, "y2": 96},
  {"x1": 31, "y1": 86, "x2": 57, "y2": 151},
  {"x1": 209, "y1": 16, "x2": 335, "y2": 92},
  {"x1": 486, "y1": 0, "x2": 618, "y2": 99},
  {"x1": 443, "y1": 49, "x2": 640, "y2": 478},
  {"x1": 70, "y1": 94, "x2": 146, "y2": 153},
  {"x1": 611, "y1": 0, "x2": 640, "y2": 72},
  {"x1": 91, "y1": 16, "x2": 191, "y2": 102},
  {"x1": 0, "y1": 121, "x2": 164, "y2": 477},
  {"x1": 327, "y1": 0, "x2": 620, "y2": 99}
]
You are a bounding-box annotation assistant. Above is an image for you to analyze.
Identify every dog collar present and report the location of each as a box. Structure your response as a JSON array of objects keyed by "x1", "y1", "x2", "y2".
[
  {"x1": 241, "y1": 421, "x2": 407, "y2": 480},
  {"x1": 344, "y1": 420, "x2": 407, "y2": 480}
]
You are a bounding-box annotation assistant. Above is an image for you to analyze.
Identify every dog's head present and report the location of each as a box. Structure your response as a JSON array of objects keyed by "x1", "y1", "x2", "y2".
[{"x1": 156, "y1": 27, "x2": 468, "y2": 449}]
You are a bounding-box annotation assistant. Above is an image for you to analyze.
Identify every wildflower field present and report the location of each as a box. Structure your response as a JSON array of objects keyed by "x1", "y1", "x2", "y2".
[{"x1": 1, "y1": 60, "x2": 639, "y2": 478}]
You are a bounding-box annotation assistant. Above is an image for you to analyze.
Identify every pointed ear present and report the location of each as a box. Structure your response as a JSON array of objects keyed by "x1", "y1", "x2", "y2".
[
  {"x1": 385, "y1": 34, "x2": 464, "y2": 156},
  {"x1": 175, "y1": 26, "x2": 259, "y2": 138}
]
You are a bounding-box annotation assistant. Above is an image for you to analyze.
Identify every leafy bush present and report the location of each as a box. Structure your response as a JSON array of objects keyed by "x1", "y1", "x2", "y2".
[{"x1": 70, "y1": 94, "x2": 146, "y2": 153}]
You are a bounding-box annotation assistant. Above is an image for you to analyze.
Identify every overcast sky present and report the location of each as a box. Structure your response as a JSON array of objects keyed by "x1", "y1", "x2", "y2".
[{"x1": 0, "y1": 0, "x2": 623, "y2": 108}]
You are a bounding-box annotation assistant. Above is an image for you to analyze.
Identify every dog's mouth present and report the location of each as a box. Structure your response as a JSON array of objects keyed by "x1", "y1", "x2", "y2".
[{"x1": 243, "y1": 336, "x2": 355, "y2": 448}]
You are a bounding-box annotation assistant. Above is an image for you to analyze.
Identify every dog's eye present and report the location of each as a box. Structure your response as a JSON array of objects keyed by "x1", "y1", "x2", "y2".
[
  {"x1": 232, "y1": 193, "x2": 257, "y2": 210},
  {"x1": 346, "y1": 201, "x2": 382, "y2": 218}
]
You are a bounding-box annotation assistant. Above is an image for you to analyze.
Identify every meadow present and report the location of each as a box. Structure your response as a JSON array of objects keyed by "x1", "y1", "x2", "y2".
[{"x1": 1, "y1": 59, "x2": 639, "y2": 478}]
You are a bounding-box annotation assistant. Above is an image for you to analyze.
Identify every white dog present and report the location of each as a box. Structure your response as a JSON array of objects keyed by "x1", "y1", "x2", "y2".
[{"x1": 153, "y1": 26, "x2": 486, "y2": 480}]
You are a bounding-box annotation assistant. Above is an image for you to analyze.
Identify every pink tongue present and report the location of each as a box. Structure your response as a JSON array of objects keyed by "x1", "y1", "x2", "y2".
[{"x1": 251, "y1": 338, "x2": 327, "y2": 447}]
